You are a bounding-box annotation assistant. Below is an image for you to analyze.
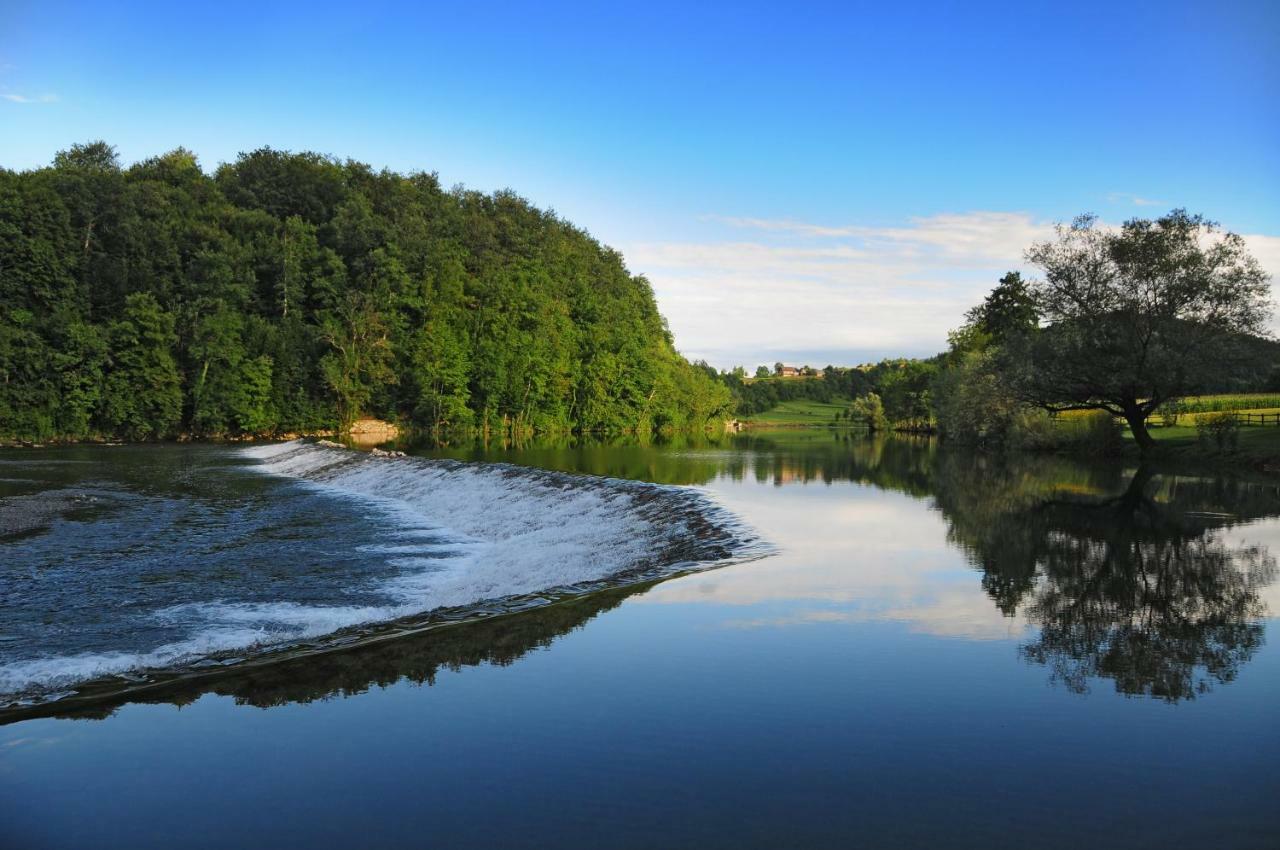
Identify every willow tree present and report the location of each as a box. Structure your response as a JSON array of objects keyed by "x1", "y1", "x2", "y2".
[{"x1": 1014, "y1": 210, "x2": 1271, "y2": 451}]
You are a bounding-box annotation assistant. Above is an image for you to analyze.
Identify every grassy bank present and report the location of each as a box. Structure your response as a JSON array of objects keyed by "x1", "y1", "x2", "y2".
[
  {"x1": 1131, "y1": 421, "x2": 1280, "y2": 473},
  {"x1": 744, "y1": 399, "x2": 851, "y2": 427}
]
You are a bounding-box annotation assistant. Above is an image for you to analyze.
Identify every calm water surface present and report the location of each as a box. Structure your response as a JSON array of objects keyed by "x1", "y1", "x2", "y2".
[{"x1": 2, "y1": 431, "x2": 1278, "y2": 849}]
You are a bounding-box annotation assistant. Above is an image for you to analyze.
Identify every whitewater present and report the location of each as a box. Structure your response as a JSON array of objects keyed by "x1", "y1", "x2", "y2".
[{"x1": 0, "y1": 441, "x2": 756, "y2": 706}]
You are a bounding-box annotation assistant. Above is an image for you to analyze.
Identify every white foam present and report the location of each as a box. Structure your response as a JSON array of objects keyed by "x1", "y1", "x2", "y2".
[
  {"x1": 243, "y1": 441, "x2": 691, "y2": 609},
  {"x1": 1, "y1": 441, "x2": 738, "y2": 698}
]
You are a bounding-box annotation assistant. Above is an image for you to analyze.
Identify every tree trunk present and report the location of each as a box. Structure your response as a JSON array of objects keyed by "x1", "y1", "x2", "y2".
[{"x1": 1122, "y1": 404, "x2": 1156, "y2": 453}]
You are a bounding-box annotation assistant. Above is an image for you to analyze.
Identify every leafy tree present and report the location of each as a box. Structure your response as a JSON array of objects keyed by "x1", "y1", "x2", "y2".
[
  {"x1": 965, "y1": 271, "x2": 1038, "y2": 345},
  {"x1": 0, "y1": 143, "x2": 739, "y2": 441},
  {"x1": 879, "y1": 361, "x2": 937, "y2": 428},
  {"x1": 754, "y1": 365, "x2": 771, "y2": 379},
  {"x1": 100, "y1": 293, "x2": 182, "y2": 438},
  {"x1": 319, "y1": 292, "x2": 397, "y2": 426},
  {"x1": 1013, "y1": 210, "x2": 1271, "y2": 451},
  {"x1": 847, "y1": 392, "x2": 887, "y2": 431},
  {"x1": 932, "y1": 350, "x2": 1018, "y2": 444}
]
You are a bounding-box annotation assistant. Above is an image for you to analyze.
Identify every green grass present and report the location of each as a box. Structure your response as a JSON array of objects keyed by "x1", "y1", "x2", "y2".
[
  {"x1": 1058, "y1": 393, "x2": 1280, "y2": 426},
  {"x1": 745, "y1": 399, "x2": 851, "y2": 426},
  {"x1": 1133, "y1": 419, "x2": 1280, "y2": 473}
]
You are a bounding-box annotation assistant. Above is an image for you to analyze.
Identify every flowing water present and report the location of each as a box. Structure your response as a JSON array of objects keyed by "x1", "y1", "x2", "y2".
[{"x1": 2, "y1": 431, "x2": 1278, "y2": 848}]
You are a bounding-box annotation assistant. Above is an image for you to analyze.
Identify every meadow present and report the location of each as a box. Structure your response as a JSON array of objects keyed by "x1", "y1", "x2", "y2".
[{"x1": 743, "y1": 399, "x2": 852, "y2": 426}]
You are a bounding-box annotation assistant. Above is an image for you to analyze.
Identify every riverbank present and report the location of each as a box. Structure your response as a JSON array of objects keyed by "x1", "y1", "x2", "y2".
[{"x1": 1124, "y1": 422, "x2": 1280, "y2": 478}]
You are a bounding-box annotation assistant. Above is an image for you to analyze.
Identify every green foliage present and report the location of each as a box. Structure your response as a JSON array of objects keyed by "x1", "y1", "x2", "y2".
[
  {"x1": 1157, "y1": 400, "x2": 1186, "y2": 428},
  {"x1": 965, "y1": 271, "x2": 1038, "y2": 344},
  {"x1": 1006, "y1": 410, "x2": 1122, "y2": 456},
  {"x1": 879, "y1": 361, "x2": 937, "y2": 429},
  {"x1": 718, "y1": 367, "x2": 871, "y2": 416},
  {"x1": 847, "y1": 393, "x2": 888, "y2": 431},
  {"x1": 1195, "y1": 413, "x2": 1240, "y2": 452},
  {"x1": 100, "y1": 293, "x2": 183, "y2": 438},
  {"x1": 1177, "y1": 394, "x2": 1280, "y2": 414},
  {"x1": 931, "y1": 350, "x2": 1018, "y2": 443},
  {"x1": 0, "y1": 143, "x2": 728, "y2": 440},
  {"x1": 1012, "y1": 210, "x2": 1271, "y2": 451},
  {"x1": 934, "y1": 214, "x2": 1274, "y2": 455}
]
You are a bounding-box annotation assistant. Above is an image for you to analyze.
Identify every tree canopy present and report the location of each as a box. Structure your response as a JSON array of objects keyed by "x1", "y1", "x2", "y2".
[
  {"x1": 1011, "y1": 210, "x2": 1271, "y2": 450},
  {"x1": 0, "y1": 143, "x2": 731, "y2": 441}
]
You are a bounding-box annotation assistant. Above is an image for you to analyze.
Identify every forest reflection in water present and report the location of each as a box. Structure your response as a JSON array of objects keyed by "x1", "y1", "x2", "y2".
[{"x1": 9, "y1": 431, "x2": 1278, "y2": 721}]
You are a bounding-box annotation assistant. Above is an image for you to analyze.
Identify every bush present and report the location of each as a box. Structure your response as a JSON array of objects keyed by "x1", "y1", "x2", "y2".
[
  {"x1": 1196, "y1": 412, "x2": 1240, "y2": 452},
  {"x1": 1006, "y1": 409, "x2": 1060, "y2": 451},
  {"x1": 1007, "y1": 410, "x2": 1122, "y2": 456},
  {"x1": 848, "y1": 393, "x2": 888, "y2": 432},
  {"x1": 932, "y1": 350, "x2": 1018, "y2": 444},
  {"x1": 1077, "y1": 411, "x2": 1124, "y2": 455},
  {"x1": 1157, "y1": 400, "x2": 1185, "y2": 428}
]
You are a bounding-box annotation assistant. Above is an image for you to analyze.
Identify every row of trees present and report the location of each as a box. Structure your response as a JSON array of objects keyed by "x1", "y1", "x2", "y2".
[
  {"x1": 0, "y1": 142, "x2": 732, "y2": 441},
  {"x1": 700, "y1": 363, "x2": 874, "y2": 415}
]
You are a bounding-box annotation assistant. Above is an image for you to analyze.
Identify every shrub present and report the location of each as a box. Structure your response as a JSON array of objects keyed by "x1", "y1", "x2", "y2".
[
  {"x1": 932, "y1": 350, "x2": 1019, "y2": 444},
  {"x1": 1196, "y1": 412, "x2": 1240, "y2": 452},
  {"x1": 1006, "y1": 409, "x2": 1060, "y2": 451},
  {"x1": 1007, "y1": 409, "x2": 1122, "y2": 456},
  {"x1": 848, "y1": 393, "x2": 888, "y2": 432},
  {"x1": 1157, "y1": 400, "x2": 1185, "y2": 428},
  {"x1": 1077, "y1": 411, "x2": 1124, "y2": 455}
]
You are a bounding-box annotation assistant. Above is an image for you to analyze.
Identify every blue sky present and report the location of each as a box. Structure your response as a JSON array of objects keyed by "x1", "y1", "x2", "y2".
[{"x1": 3, "y1": 1, "x2": 1277, "y2": 367}]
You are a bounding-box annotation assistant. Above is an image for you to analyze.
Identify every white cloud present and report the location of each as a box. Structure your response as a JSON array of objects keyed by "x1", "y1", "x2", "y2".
[
  {"x1": 1108, "y1": 192, "x2": 1166, "y2": 207},
  {"x1": 626, "y1": 211, "x2": 1280, "y2": 369},
  {"x1": 1, "y1": 92, "x2": 58, "y2": 104},
  {"x1": 626, "y1": 211, "x2": 1054, "y2": 367},
  {"x1": 636, "y1": 481, "x2": 1033, "y2": 641}
]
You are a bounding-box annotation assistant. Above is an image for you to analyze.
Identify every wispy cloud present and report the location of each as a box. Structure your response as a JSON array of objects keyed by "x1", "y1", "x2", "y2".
[
  {"x1": 627, "y1": 211, "x2": 1054, "y2": 366},
  {"x1": 1107, "y1": 192, "x2": 1165, "y2": 207},
  {"x1": 2, "y1": 92, "x2": 58, "y2": 104},
  {"x1": 628, "y1": 211, "x2": 1280, "y2": 368}
]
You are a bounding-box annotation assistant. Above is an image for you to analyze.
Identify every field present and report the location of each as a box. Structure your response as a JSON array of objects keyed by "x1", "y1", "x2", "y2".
[
  {"x1": 745, "y1": 399, "x2": 850, "y2": 426},
  {"x1": 1141, "y1": 420, "x2": 1280, "y2": 469},
  {"x1": 1057, "y1": 393, "x2": 1280, "y2": 426}
]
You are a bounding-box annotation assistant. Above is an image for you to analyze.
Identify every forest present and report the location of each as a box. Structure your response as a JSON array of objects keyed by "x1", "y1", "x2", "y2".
[{"x1": 0, "y1": 142, "x2": 732, "y2": 441}]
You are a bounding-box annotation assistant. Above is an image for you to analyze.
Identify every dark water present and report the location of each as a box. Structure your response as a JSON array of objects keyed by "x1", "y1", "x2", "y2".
[{"x1": 2, "y1": 431, "x2": 1278, "y2": 848}]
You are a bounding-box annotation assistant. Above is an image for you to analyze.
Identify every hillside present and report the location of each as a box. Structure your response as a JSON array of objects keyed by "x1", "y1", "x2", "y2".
[{"x1": 0, "y1": 143, "x2": 730, "y2": 441}]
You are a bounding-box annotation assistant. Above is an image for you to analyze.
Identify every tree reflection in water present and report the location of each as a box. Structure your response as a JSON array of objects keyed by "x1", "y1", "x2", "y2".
[
  {"x1": 9, "y1": 432, "x2": 1278, "y2": 719},
  {"x1": 938, "y1": 458, "x2": 1278, "y2": 701},
  {"x1": 419, "y1": 429, "x2": 1280, "y2": 703}
]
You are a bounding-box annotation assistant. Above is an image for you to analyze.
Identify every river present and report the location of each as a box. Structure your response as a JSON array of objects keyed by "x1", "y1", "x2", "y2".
[{"x1": 2, "y1": 431, "x2": 1278, "y2": 848}]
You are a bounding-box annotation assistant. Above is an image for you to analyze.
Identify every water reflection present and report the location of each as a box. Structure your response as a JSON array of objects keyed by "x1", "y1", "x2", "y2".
[
  {"x1": 1, "y1": 580, "x2": 650, "y2": 724},
  {"x1": 937, "y1": 460, "x2": 1278, "y2": 700},
  {"x1": 507, "y1": 430, "x2": 1280, "y2": 702},
  {"x1": 8, "y1": 432, "x2": 1278, "y2": 718}
]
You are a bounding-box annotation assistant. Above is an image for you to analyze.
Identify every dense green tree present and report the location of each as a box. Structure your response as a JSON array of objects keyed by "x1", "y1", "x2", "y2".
[
  {"x1": 100, "y1": 292, "x2": 183, "y2": 438},
  {"x1": 879, "y1": 360, "x2": 937, "y2": 428},
  {"x1": 965, "y1": 271, "x2": 1038, "y2": 346},
  {"x1": 1012, "y1": 211, "x2": 1271, "y2": 452},
  {"x1": 0, "y1": 143, "x2": 735, "y2": 441}
]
